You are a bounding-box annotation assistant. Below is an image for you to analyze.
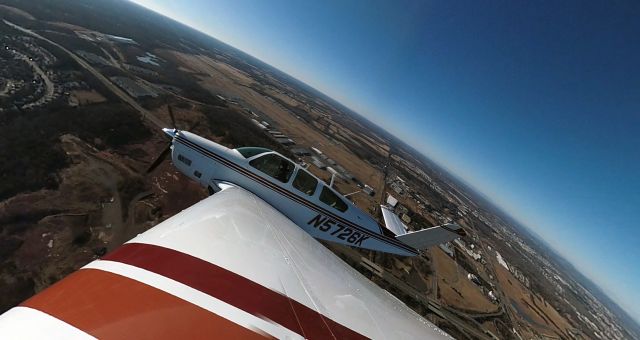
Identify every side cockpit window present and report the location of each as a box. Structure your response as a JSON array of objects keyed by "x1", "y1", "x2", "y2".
[
  {"x1": 293, "y1": 169, "x2": 318, "y2": 196},
  {"x1": 319, "y1": 186, "x2": 348, "y2": 212},
  {"x1": 249, "y1": 153, "x2": 295, "y2": 183}
]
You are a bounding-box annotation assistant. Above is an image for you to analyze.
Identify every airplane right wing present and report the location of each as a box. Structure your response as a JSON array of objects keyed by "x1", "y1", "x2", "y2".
[
  {"x1": 381, "y1": 205, "x2": 465, "y2": 250},
  {"x1": 0, "y1": 186, "x2": 451, "y2": 339}
]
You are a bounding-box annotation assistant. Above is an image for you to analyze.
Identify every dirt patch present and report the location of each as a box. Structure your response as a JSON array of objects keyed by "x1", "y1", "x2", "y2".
[
  {"x1": 70, "y1": 90, "x2": 106, "y2": 105},
  {"x1": 493, "y1": 262, "x2": 573, "y2": 337},
  {"x1": 432, "y1": 247, "x2": 497, "y2": 313},
  {"x1": 47, "y1": 21, "x2": 90, "y2": 31}
]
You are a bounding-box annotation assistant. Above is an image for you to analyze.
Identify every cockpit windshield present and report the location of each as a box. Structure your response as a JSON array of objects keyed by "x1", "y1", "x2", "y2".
[
  {"x1": 249, "y1": 153, "x2": 295, "y2": 183},
  {"x1": 236, "y1": 147, "x2": 271, "y2": 159}
]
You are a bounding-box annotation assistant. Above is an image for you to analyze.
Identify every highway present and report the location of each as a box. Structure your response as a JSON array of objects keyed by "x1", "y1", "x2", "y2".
[{"x1": 4, "y1": 20, "x2": 166, "y2": 128}]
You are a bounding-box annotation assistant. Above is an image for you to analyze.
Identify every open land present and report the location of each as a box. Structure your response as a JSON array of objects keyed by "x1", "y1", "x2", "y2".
[{"x1": 0, "y1": 1, "x2": 638, "y2": 339}]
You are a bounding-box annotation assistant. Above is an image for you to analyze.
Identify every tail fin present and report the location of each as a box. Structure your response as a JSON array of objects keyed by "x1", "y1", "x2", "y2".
[
  {"x1": 380, "y1": 205, "x2": 409, "y2": 236},
  {"x1": 380, "y1": 205, "x2": 465, "y2": 250}
]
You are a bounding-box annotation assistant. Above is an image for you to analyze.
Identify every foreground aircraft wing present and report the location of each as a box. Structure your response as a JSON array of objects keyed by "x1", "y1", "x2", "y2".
[
  {"x1": 0, "y1": 186, "x2": 450, "y2": 339},
  {"x1": 381, "y1": 205, "x2": 464, "y2": 250}
]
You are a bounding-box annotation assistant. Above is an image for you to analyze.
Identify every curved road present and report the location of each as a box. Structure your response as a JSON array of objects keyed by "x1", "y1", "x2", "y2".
[{"x1": 13, "y1": 52, "x2": 55, "y2": 109}]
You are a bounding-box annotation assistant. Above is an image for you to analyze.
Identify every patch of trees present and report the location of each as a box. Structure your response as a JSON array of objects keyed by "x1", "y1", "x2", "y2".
[
  {"x1": 117, "y1": 176, "x2": 148, "y2": 220},
  {"x1": 0, "y1": 102, "x2": 150, "y2": 200},
  {"x1": 0, "y1": 269, "x2": 34, "y2": 314}
]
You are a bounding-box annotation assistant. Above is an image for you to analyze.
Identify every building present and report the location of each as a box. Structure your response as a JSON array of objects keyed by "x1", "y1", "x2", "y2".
[
  {"x1": 363, "y1": 184, "x2": 375, "y2": 196},
  {"x1": 326, "y1": 167, "x2": 341, "y2": 178},
  {"x1": 386, "y1": 194, "x2": 398, "y2": 208},
  {"x1": 290, "y1": 148, "x2": 311, "y2": 157},
  {"x1": 439, "y1": 243, "x2": 455, "y2": 257},
  {"x1": 106, "y1": 34, "x2": 138, "y2": 45},
  {"x1": 488, "y1": 291, "x2": 498, "y2": 302},
  {"x1": 467, "y1": 274, "x2": 481, "y2": 285},
  {"x1": 311, "y1": 159, "x2": 327, "y2": 169},
  {"x1": 275, "y1": 137, "x2": 295, "y2": 146},
  {"x1": 390, "y1": 182, "x2": 404, "y2": 195},
  {"x1": 251, "y1": 119, "x2": 267, "y2": 130},
  {"x1": 495, "y1": 252, "x2": 509, "y2": 270}
]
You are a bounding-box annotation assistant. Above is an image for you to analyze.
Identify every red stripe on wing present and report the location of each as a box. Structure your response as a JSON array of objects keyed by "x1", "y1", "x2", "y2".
[{"x1": 104, "y1": 243, "x2": 369, "y2": 340}]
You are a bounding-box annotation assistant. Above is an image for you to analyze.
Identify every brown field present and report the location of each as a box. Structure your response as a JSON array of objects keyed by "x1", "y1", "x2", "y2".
[
  {"x1": 431, "y1": 247, "x2": 497, "y2": 313},
  {"x1": 48, "y1": 21, "x2": 91, "y2": 32},
  {"x1": 493, "y1": 262, "x2": 573, "y2": 338},
  {"x1": 70, "y1": 90, "x2": 106, "y2": 105}
]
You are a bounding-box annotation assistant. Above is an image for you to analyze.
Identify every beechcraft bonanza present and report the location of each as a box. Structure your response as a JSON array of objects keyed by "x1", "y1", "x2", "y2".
[
  {"x1": 160, "y1": 128, "x2": 464, "y2": 256},
  {"x1": 0, "y1": 122, "x2": 464, "y2": 339}
]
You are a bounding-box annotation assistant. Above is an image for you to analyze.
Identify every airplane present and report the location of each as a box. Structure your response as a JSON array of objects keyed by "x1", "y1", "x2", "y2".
[
  {"x1": 156, "y1": 127, "x2": 465, "y2": 256},
  {"x1": 0, "y1": 125, "x2": 463, "y2": 338}
]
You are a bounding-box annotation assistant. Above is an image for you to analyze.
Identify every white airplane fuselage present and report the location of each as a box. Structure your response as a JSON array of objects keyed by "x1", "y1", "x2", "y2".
[{"x1": 166, "y1": 129, "x2": 419, "y2": 256}]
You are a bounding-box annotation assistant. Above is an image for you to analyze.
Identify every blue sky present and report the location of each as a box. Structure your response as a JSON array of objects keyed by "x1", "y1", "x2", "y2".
[{"x1": 131, "y1": 0, "x2": 640, "y2": 322}]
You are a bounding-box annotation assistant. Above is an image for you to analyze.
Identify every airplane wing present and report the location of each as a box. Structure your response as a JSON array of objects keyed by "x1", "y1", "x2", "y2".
[
  {"x1": 381, "y1": 205, "x2": 465, "y2": 250},
  {"x1": 0, "y1": 186, "x2": 451, "y2": 339}
]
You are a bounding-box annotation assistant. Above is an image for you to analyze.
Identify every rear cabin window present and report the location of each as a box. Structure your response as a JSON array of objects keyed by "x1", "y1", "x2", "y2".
[
  {"x1": 319, "y1": 186, "x2": 348, "y2": 212},
  {"x1": 249, "y1": 153, "x2": 295, "y2": 183},
  {"x1": 236, "y1": 147, "x2": 271, "y2": 159},
  {"x1": 292, "y1": 169, "x2": 318, "y2": 196}
]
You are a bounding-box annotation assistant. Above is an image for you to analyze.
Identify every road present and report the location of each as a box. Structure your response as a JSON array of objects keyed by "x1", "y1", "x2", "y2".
[
  {"x1": 4, "y1": 20, "x2": 166, "y2": 128},
  {"x1": 13, "y1": 52, "x2": 55, "y2": 109},
  {"x1": 100, "y1": 47, "x2": 120, "y2": 67}
]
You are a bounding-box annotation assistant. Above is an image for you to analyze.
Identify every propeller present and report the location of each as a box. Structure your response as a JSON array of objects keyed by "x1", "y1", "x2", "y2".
[
  {"x1": 145, "y1": 104, "x2": 200, "y2": 174},
  {"x1": 146, "y1": 143, "x2": 172, "y2": 173},
  {"x1": 167, "y1": 104, "x2": 177, "y2": 127}
]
